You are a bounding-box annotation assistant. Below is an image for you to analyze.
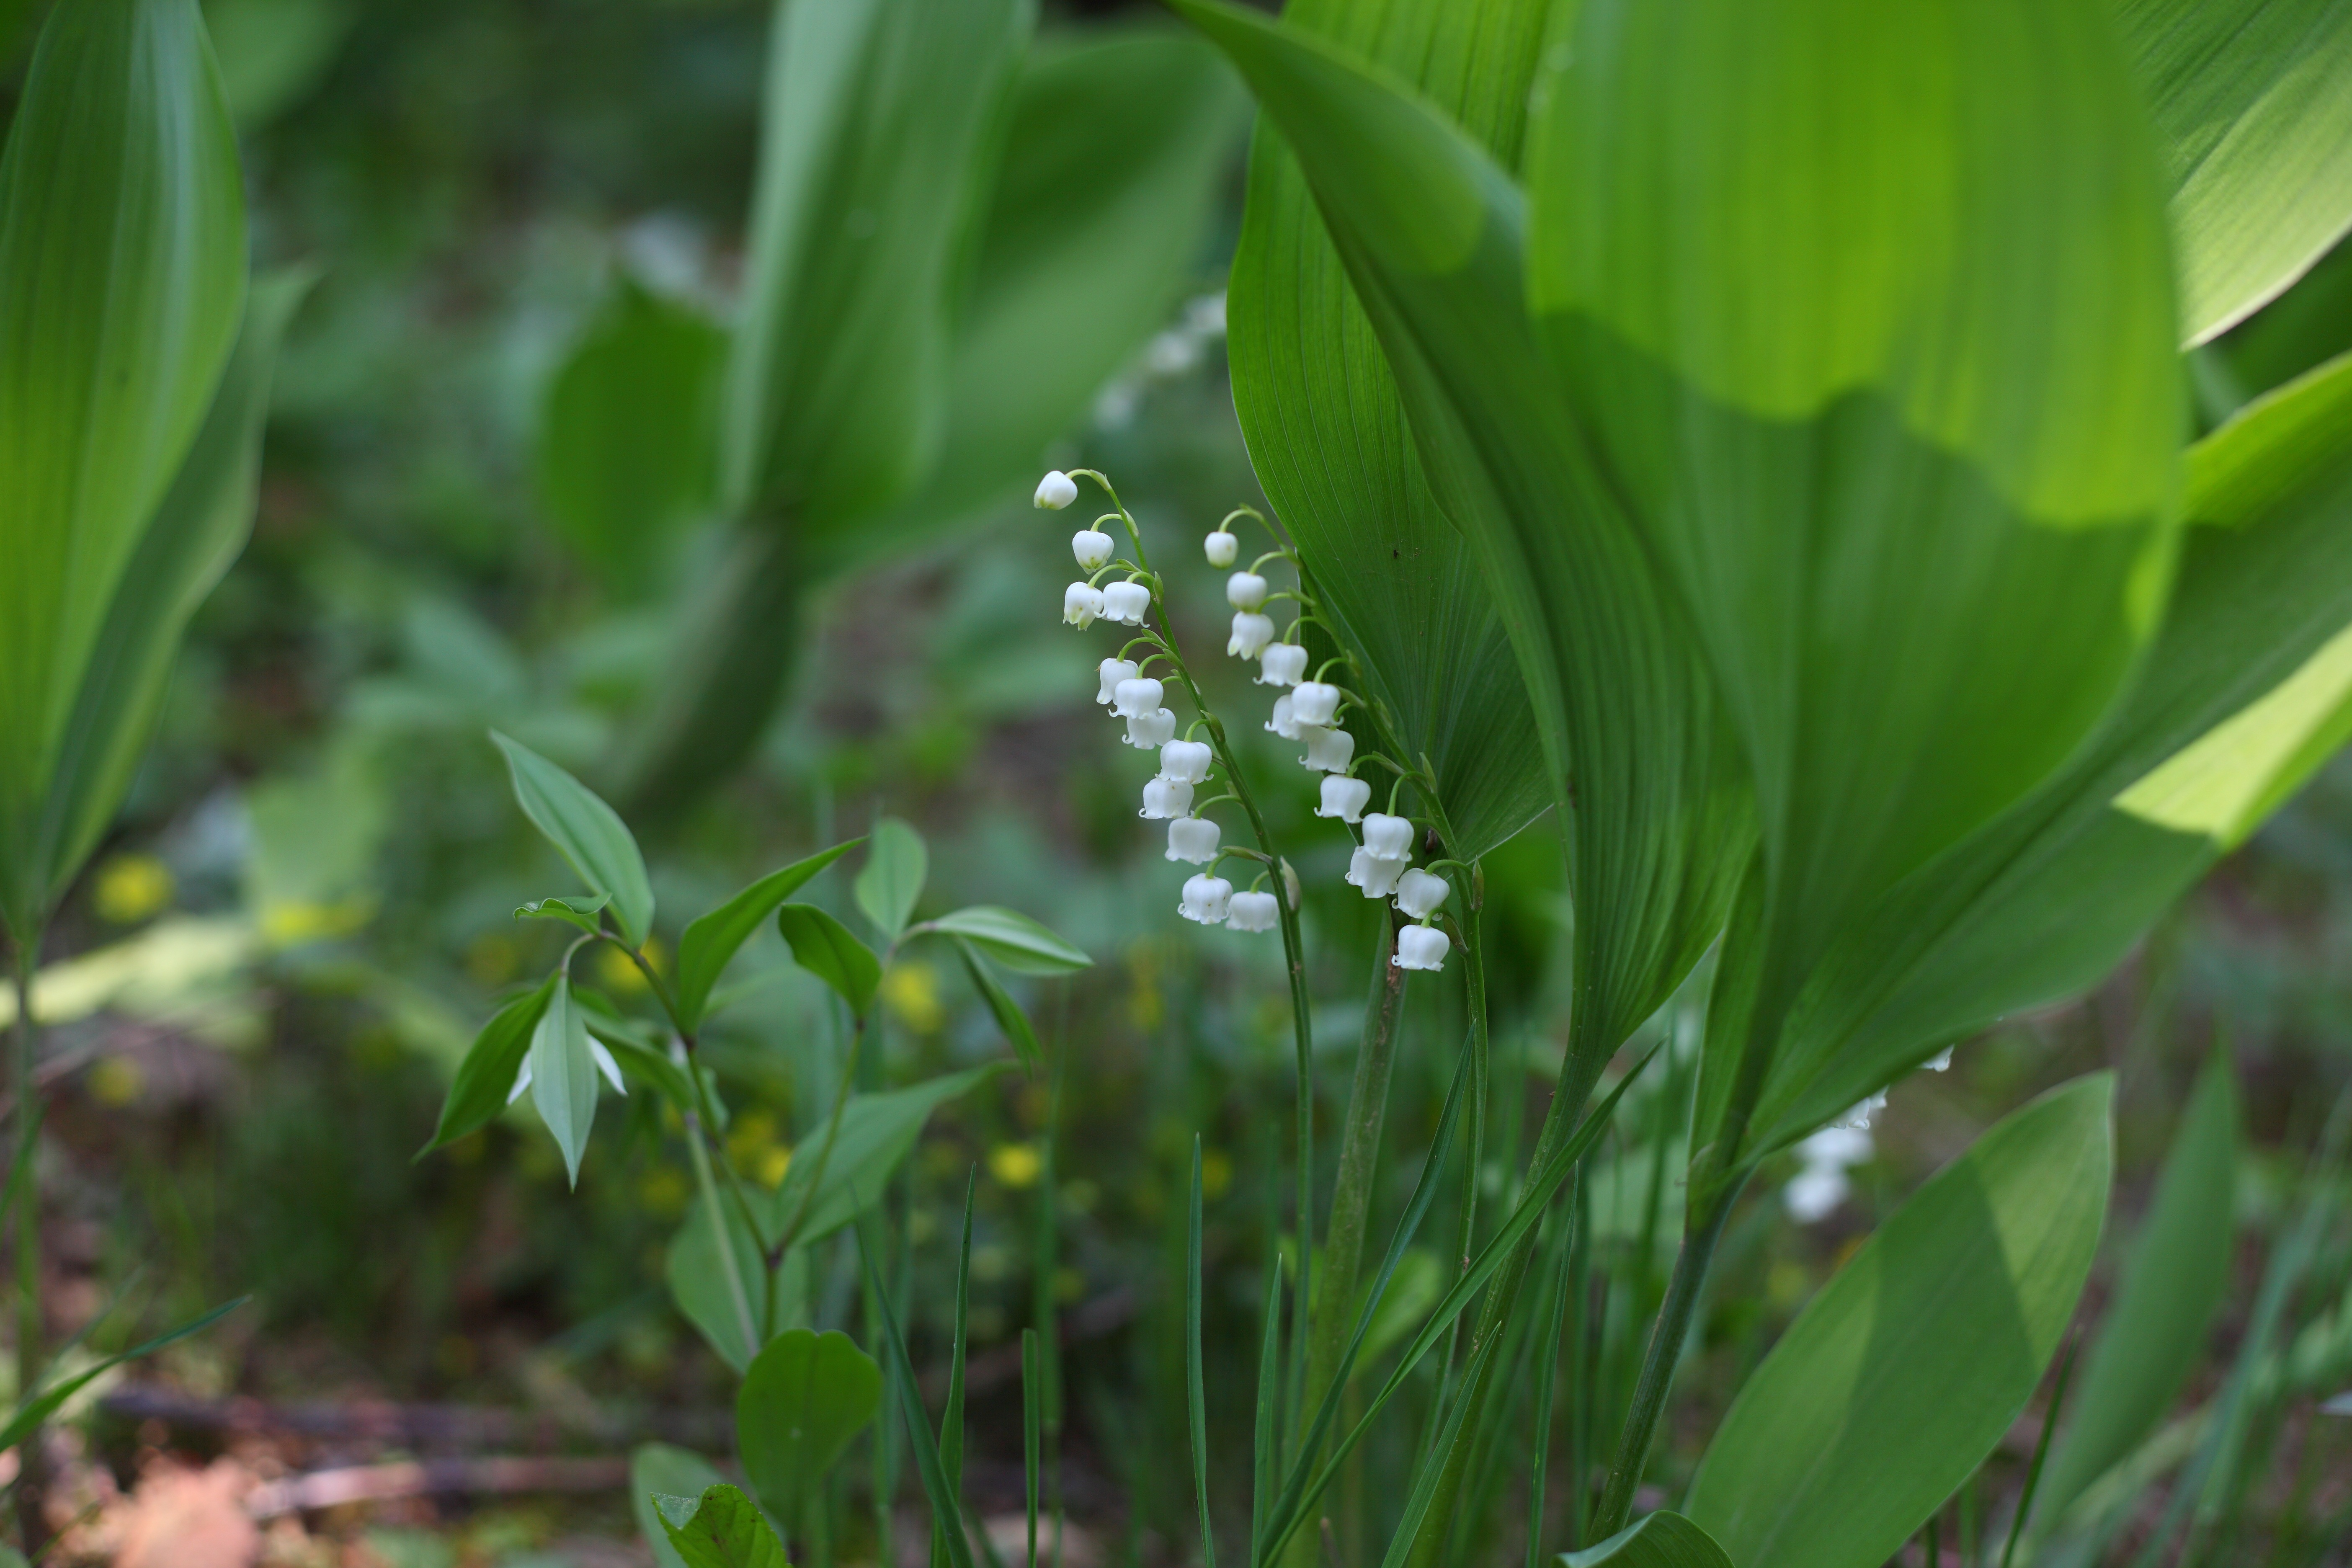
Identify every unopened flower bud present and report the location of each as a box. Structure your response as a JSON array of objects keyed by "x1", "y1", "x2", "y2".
[
  {"x1": 1168, "y1": 816, "x2": 1221, "y2": 865},
  {"x1": 1283, "y1": 859, "x2": 1302, "y2": 911},
  {"x1": 1102, "y1": 580, "x2": 1152, "y2": 625},
  {"x1": 1073, "y1": 529, "x2": 1114, "y2": 570},
  {"x1": 1227, "y1": 571, "x2": 1269, "y2": 611},
  {"x1": 1126, "y1": 707, "x2": 1176, "y2": 749},
  {"x1": 1345, "y1": 847, "x2": 1407, "y2": 899},
  {"x1": 1291, "y1": 681, "x2": 1340, "y2": 727},
  {"x1": 1063, "y1": 583, "x2": 1104, "y2": 627},
  {"x1": 1259, "y1": 642, "x2": 1308, "y2": 687},
  {"x1": 1179, "y1": 873, "x2": 1234, "y2": 924},
  {"x1": 1096, "y1": 658, "x2": 1139, "y2": 706},
  {"x1": 1228, "y1": 611, "x2": 1276, "y2": 660},
  {"x1": 1317, "y1": 776, "x2": 1371, "y2": 823},
  {"x1": 1394, "y1": 868, "x2": 1449, "y2": 920},
  {"x1": 1361, "y1": 813, "x2": 1414, "y2": 861},
  {"x1": 1225, "y1": 890, "x2": 1279, "y2": 932},
  {"x1": 1113, "y1": 676, "x2": 1165, "y2": 718},
  {"x1": 1140, "y1": 776, "x2": 1194, "y2": 820},
  {"x1": 1393, "y1": 924, "x2": 1450, "y2": 972},
  {"x1": 1158, "y1": 739, "x2": 1213, "y2": 784},
  {"x1": 1301, "y1": 725, "x2": 1354, "y2": 774},
  {"x1": 1036, "y1": 471, "x2": 1078, "y2": 510},
  {"x1": 1204, "y1": 529, "x2": 1238, "y2": 567}
]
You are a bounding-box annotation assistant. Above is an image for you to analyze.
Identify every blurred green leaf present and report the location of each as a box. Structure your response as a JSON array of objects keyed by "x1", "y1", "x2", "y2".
[
  {"x1": 512, "y1": 895, "x2": 610, "y2": 936},
  {"x1": 775, "y1": 904, "x2": 882, "y2": 1018},
  {"x1": 1354, "y1": 1246, "x2": 1441, "y2": 1370},
  {"x1": 633, "y1": 1444, "x2": 728, "y2": 1568},
  {"x1": 952, "y1": 937, "x2": 1040, "y2": 1073},
  {"x1": 0, "y1": 1295, "x2": 247, "y2": 1456},
  {"x1": 738, "y1": 1328, "x2": 882, "y2": 1529},
  {"x1": 0, "y1": 0, "x2": 248, "y2": 934},
  {"x1": 2119, "y1": 0, "x2": 2352, "y2": 345},
  {"x1": 491, "y1": 730, "x2": 654, "y2": 947},
  {"x1": 768, "y1": 1064, "x2": 1008, "y2": 1248},
  {"x1": 666, "y1": 1204, "x2": 809, "y2": 1373},
  {"x1": 654, "y1": 1485, "x2": 789, "y2": 1568},
  {"x1": 674, "y1": 840, "x2": 861, "y2": 1031},
  {"x1": 854, "y1": 817, "x2": 926, "y2": 940},
  {"x1": 537, "y1": 277, "x2": 726, "y2": 597},
  {"x1": 921, "y1": 905, "x2": 1089, "y2": 974},
  {"x1": 1685, "y1": 1076, "x2": 2114, "y2": 1568},
  {"x1": 2040, "y1": 1049, "x2": 2240, "y2": 1520},
  {"x1": 203, "y1": 0, "x2": 353, "y2": 130},
  {"x1": 526, "y1": 975, "x2": 600, "y2": 1188},
  {"x1": 420, "y1": 972, "x2": 558, "y2": 1156},
  {"x1": 1558, "y1": 1513, "x2": 1734, "y2": 1568}
]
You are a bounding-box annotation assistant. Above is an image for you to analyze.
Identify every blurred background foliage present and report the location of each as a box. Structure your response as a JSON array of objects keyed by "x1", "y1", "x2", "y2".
[{"x1": 5, "y1": 0, "x2": 2352, "y2": 1560}]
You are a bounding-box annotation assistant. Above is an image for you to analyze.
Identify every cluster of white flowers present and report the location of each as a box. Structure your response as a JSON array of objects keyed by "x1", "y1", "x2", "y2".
[{"x1": 1783, "y1": 1047, "x2": 1956, "y2": 1224}]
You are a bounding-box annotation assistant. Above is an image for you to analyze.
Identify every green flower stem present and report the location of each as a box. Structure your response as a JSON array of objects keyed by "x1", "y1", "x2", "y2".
[
  {"x1": 10, "y1": 928, "x2": 46, "y2": 1557},
  {"x1": 683, "y1": 1088, "x2": 760, "y2": 1366}
]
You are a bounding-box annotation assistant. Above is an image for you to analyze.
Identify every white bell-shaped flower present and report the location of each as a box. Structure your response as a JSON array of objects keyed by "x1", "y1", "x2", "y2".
[
  {"x1": 1167, "y1": 816, "x2": 1221, "y2": 864},
  {"x1": 1225, "y1": 889, "x2": 1279, "y2": 932},
  {"x1": 1259, "y1": 642, "x2": 1308, "y2": 687},
  {"x1": 1228, "y1": 611, "x2": 1276, "y2": 660},
  {"x1": 1063, "y1": 583, "x2": 1104, "y2": 627},
  {"x1": 1126, "y1": 707, "x2": 1176, "y2": 750},
  {"x1": 1393, "y1": 868, "x2": 1450, "y2": 920},
  {"x1": 1204, "y1": 529, "x2": 1238, "y2": 567},
  {"x1": 1227, "y1": 571, "x2": 1269, "y2": 611},
  {"x1": 1360, "y1": 812, "x2": 1415, "y2": 861},
  {"x1": 1140, "y1": 776, "x2": 1194, "y2": 820},
  {"x1": 1317, "y1": 775, "x2": 1371, "y2": 823},
  {"x1": 1112, "y1": 676, "x2": 1165, "y2": 718},
  {"x1": 1345, "y1": 847, "x2": 1407, "y2": 900},
  {"x1": 1102, "y1": 580, "x2": 1152, "y2": 625},
  {"x1": 1291, "y1": 681, "x2": 1341, "y2": 727},
  {"x1": 1072, "y1": 529, "x2": 1114, "y2": 570},
  {"x1": 1158, "y1": 739, "x2": 1213, "y2": 784},
  {"x1": 1035, "y1": 470, "x2": 1079, "y2": 510},
  {"x1": 1179, "y1": 873, "x2": 1234, "y2": 925},
  {"x1": 1393, "y1": 924, "x2": 1451, "y2": 972},
  {"x1": 1265, "y1": 694, "x2": 1302, "y2": 740},
  {"x1": 1096, "y1": 658, "x2": 1139, "y2": 706},
  {"x1": 1300, "y1": 725, "x2": 1354, "y2": 774}
]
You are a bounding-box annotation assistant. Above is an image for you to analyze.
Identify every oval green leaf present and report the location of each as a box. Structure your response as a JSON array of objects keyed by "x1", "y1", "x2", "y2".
[
  {"x1": 738, "y1": 1328, "x2": 883, "y2": 1529},
  {"x1": 775, "y1": 903, "x2": 882, "y2": 1019},
  {"x1": 653, "y1": 1484, "x2": 789, "y2": 1568},
  {"x1": 853, "y1": 817, "x2": 926, "y2": 940},
  {"x1": 674, "y1": 839, "x2": 861, "y2": 1030},
  {"x1": 490, "y1": 730, "x2": 654, "y2": 947},
  {"x1": 632, "y1": 1444, "x2": 728, "y2": 1568},
  {"x1": 921, "y1": 905, "x2": 1089, "y2": 974}
]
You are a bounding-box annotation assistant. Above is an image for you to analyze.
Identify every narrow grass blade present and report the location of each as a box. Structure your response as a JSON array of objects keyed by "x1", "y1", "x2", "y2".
[
  {"x1": 1372, "y1": 1331, "x2": 1502, "y2": 1568},
  {"x1": 1024, "y1": 1328, "x2": 1042, "y2": 1568},
  {"x1": 854, "y1": 1218, "x2": 977, "y2": 1568},
  {"x1": 932, "y1": 1173, "x2": 976, "y2": 1568},
  {"x1": 1252, "y1": 1268, "x2": 1283, "y2": 1568},
  {"x1": 1189, "y1": 1138, "x2": 1218, "y2": 1568},
  {"x1": 1528, "y1": 1210, "x2": 1577, "y2": 1568},
  {"x1": 2000, "y1": 1334, "x2": 2081, "y2": 1568},
  {"x1": 0, "y1": 1295, "x2": 246, "y2": 1454}
]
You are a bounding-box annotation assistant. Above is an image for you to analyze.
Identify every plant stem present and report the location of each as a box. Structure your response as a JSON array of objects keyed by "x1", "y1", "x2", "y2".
[
  {"x1": 683, "y1": 1099, "x2": 761, "y2": 1365},
  {"x1": 8, "y1": 931, "x2": 44, "y2": 1557}
]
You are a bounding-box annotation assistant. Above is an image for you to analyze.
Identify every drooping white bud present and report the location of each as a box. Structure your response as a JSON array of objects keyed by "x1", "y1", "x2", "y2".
[
  {"x1": 1360, "y1": 813, "x2": 1414, "y2": 861},
  {"x1": 1227, "y1": 571, "x2": 1269, "y2": 611},
  {"x1": 1291, "y1": 681, "x2": 1340, "y2": 727},
  {"x1": 1393, "y1": 924, "x2": 1451, "y2": 972},
  {"x1": 1317, "y1": 775, "x2": 1371, "y2": 823},
  {"x1": 1096, "y1": 658, "x2": 1139, "y2": 706},
  {"x1": 1112, "y1": 676, "x2": 1165, "y2": 718},
  {"x1": 1258, "y1": 642, "x2": 1308, "y2": 687},
  {"x1": 1282, "y1": 859, "x2": 1302, "y2": 912},
  {"x1": 1345, "y1": 847, "x2": 1407, "y2": 900},
  {"x1": 1126, "y1": 707, "x2": 1177, "y2": 750},
  {"x1": 1394, "y1": 868, "x2": 1450, "y2": 920},
  {"x1": 1063, "y1": 583, "x2": 1104, "y2": 627},
  {"x1": 1204, "y1": 529, "x2": 1238, "y2": 568},
  {"x1": 1035, "y1": 471, "x2": 1079, "y2": 510},
  {"x1": 1072, "y1": 529, "x2": 1114, "y2": 570},
  {"x1": 1167, "y1": 816, "x2": 1221, "y2": 864},
  {"x1": 1158, "y1": 739, "x2": 1213, "y2": 784},
  {"x1": 1101, "y1": 580, "x2": 1152, "y2": 625},
  {"x1": 1228, "y1": 612, "x2": 1276, "y2": 660},
  {"x1": 1225, "y1": 890, "x2": 1279, "y2": 932},
  {"x1": 1140, "y1": 776, "x2": 1194, "y2": 820},
  {"x1": 1179, "y1": 873, "x2": 1235, "y2": 925},
  {"x1": 1300, "y1": 725, "x2": 1354, "y2": 774},
  {"x1": 1265, "y1": 694, "x2": 1303, "y2": 740}
]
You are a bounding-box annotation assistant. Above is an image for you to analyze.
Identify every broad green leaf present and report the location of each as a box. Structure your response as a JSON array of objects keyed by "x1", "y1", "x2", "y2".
[
  {"x1": 0, "y1": 0, "x2": 247, "y2": 933},
  {"x1": 632, "y1": 1444, "x2": 727, "y2": 1568},
  {"x1": 1559, "y1": 1513, "x2": 1734, "y2": 1568},
  {"x1": 527, "y1": 975, "x2": 600, "y2": 1187},
  {"x1": 537, "y1": 276, "x2": 725, "y2": 596},
  {"x1": 512, "y1": 894, "x2": 610, "y2": 936},
  {"x1": 418, "y1": 972, "x2": 558, "y2": 1156},
  {"x1": 2040, "y1": 1049, "x2": 2240, "y2": 1519},
  {"x1": 775, "y1": 904, "x2": 882, "y2": 1018},
  {"x1": 766, "y1": 1064, "x2": 1007, "y2": 1248},
  {"x1": 1225, "y1": 0, "x2": 1554, "y2": 869},
  {"x1": 674, "y1": 840, "x2": 861, "y2": 1031},
  {"x1": 666, "y1": 1203, "x2": 810, "y2": 1373},
  {"x1": 918, "y1": 905, "x2": 1090, "y2": 974},
  {"x1": 953, "y1": 936, "x2": 1040, "y2": 1073},
  {"x1": 738, "y1": 1328, "x2": 883, "y2": 1528},
  {"x1": 0, "y1": 1295, "x2": 247, "y2": 1456},
  {"x1": 203, "y1": 0, "x2": 353, "y2": 129},
  {"x1": 1686, "y1": 1076, "x2": 2114, "y2": 1568},
  {"x1": 2118, "y1": 0, "x2": 2352, "y2": 345},
  {"x1": 654, "y1": 1485, "x2": 789, "y2": 1568},
  {"x1": 491, "y1": 730, "x2": 654, "y2": 946},
  {"x1": 853, "y1": 817, "x2": 926, "y2": 939},
  {"x1": 720, "y1": 0, "x2": 1030, "y2": 527}
]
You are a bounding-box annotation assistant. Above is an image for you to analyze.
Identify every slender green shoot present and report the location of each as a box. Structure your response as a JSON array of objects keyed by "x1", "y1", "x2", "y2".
[
  {"x1": 1024, "y1": 1328, "x2": 1043, "y2": 1568},
  {"x1": 934, "y1": 1172, "x2": 977, "y2": 1568},
  {"x1": 855, "y1": 1215, "x2": 977, "y2": 1568},
  {"x1": 1190, "y1": 1139, "x2": 1218, "y2": 1568},
  {"x1": 2000, "y1": 1334, "x2": 2080, "y2": 1568},
  {"x1": 1526, "y1": 1208, "x2": 1576, "y2": 1568}
]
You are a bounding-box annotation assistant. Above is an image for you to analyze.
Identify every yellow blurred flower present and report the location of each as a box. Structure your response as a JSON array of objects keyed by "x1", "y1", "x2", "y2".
[
  {"x1": 464, "y1": 932, "x2": 519, "y2": 988},
  {"x1": 88, "y1": 1057, "x2": 144, "y2": 1108},
  {"x1": 989, "y1": 1142, "x2": 1042, "y2": 1189},
  {"x1": 1199, "y1": 1146, "x2": 1233, "y2": 1200},
  {"x1": 595, "y1": 936, "x2": 665, "y2": 995},
  {"x1": 882, "y1": 961, "x2": 945, "y2": 1034},
  {"x1": 92, "y1": 855, "x2": 173, "y2": 925},
  {"x1": 727, "y1": 1109, "x2": 794, "y2": 1189},
  {"x1": 637, "y1": 1166, "x2": 691, "y2": 1218}
]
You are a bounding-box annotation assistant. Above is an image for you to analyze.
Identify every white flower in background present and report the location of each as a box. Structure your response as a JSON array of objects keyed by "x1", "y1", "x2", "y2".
[
  {"x1": 1360, "y1": 812, "x2": 1414, "y2": 861},
  {"x1": 1063, "y1": 583, "x2": 1104, "y2": 627},
  {"x1": 1317, "y1": 775, "x2": 1371, "y2": 823},
  {"x1": 1393, "y1": 869, "x2": 1449, "y2": 921},
  {"x1": 1167, "y1": 816, "x2": 1221, "y2": 864},
  {"x1": 1158, "y1": 739, "x2": 1213, "y2": 784},
  {"x1": 1102, "y1": 580, "x2": 1152, "y2": 625},
  {"x1": 1140, "y1": 776, "x2": 1194, "y2": 820},
  {"x1": 1096, "y1": 658, "x2": 1139, "y2": 706},
  {"x1": 1925, "y1": 1048, "x2": 1954, "y2": 1072},
  {"x1": 1226, "y1": 890, "x2": 1279, "y2": 932},
  {"x1": 1259, "y1": 642, "x2": 1308, "y2": 687},
  {"x1": 1204, "y1": 529, "x2": 1238, "y2": 568},
  {"x1": 1179, "y1": 873, "x2": 1234, "y2": 924},
  {"x1": 1112, "y1": 676, "x2": 1165, "y2": 718},
  {"x1": 1227, "y1": 571, "x2": 1269, "y2": 611},
  {"x1": 1072, "y1": 528, "x2": 1114, "y2": 570},
  {"x1": 1036, "y1": 471, "x2": 1078, "y2": 510},
  {"x1": 1126, "y1": 707, "x2": 1176, "y2": 750},
  {"x1": 1265, "y1": 694, "x2": 1304, "y2": 740},
  {"x1": 1831, "y1": 1091, "x2": 1889, "y2": 1132},
  {"x1": 1393, "y1": 925, "x2": 1450, "y2": 972},
  {"x1": 1229, "y1": 612, "x2": 1276, "y2": 659},
  {"x1": 1784, "y1": 1124, "x2": 1874, "y2": 1224},
  {"x1": 1345, "y1": 847, "x2": 1407, "y2": 900},
  {"x1": 1300, "y1": 725, "x2": 1354, "y2": 774},
  {"x1": 1291, "y1": 681, "x2": 1340, "y2": 727}
]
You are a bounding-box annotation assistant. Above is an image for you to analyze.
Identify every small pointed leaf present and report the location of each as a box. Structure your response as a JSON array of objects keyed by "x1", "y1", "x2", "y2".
[
  {"x1": 853, "y1": 817, "x2": 926, "y2": 940},
  {"x1": 674, "y1": 840, "x2": 861, "y2": 1030},
  {"x1": 526, "y1": 975, "x2": 600, "y2": 1187},
  {"x1": 921, "y1": 905, "x2": 1089, "y2": 974},
  {"x1": 420, "y1": 971, "x2": 559, "y2": 1156},
  {"x1": 774, "y1": 904, "x2": 882, "y2": 1018},
  {"x1": 491, "y1": 730, "x2": 654, "y2": 946},
  {"x1": 652, "y1": 1484, "x2": 789, "y2": 1568}
]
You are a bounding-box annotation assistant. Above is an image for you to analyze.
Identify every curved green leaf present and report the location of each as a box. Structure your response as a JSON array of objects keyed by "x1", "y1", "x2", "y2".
[
  {"x1": 738, "y1": 1328, "x2": 883, "y2": 1529},
  {"x1": 674, "y1": 840, "x2": 861, "y2": 1031},
  {"x1": 1686, "y1": 1075, "x2": 2114, "y2": 1568},
  {"x1": 419, "y1": 971, "x2": 558, "y2": 1156},
  {"x1": 666, "y1": 1203, "x2": 809, "y2": 1372},
  {"x1": 491, "y1": 730, "x2": 654, "y2": 946},
  {"x1": 527, "y1": 975, "x2": 600, "y2": 1188},
  {"x1": 767, "y1": 1063, "x2": 1008, "y2": 1248},
  {"x1": 775, "y1": 903, "x2": 882, "y2": 1018},
  {"x1": 0, "y1": 1295, "x2": 247, "y2": 1457},
  {"x1": 513, "y1": 893, "x2": 609, "y2": 935},
  {"x1": 654, "y1": 1484, "x2": 789, "y2": 1568},
  {"x1": 953, "y1": 936, "x2": 1040, "y2": 1073},
  {"x1": 1558, "y1": 1512, "x2": 1733, "y2": 1568},
  {"x1": 853, "y1": 816, "x2": 926, "y2": 940},
  {"x1": 632, "y1": 1444, "x2": 728, "y2": 1568},
  {"x1": 920, "y1": 904, "x2": 1090, "y2": 974}
]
